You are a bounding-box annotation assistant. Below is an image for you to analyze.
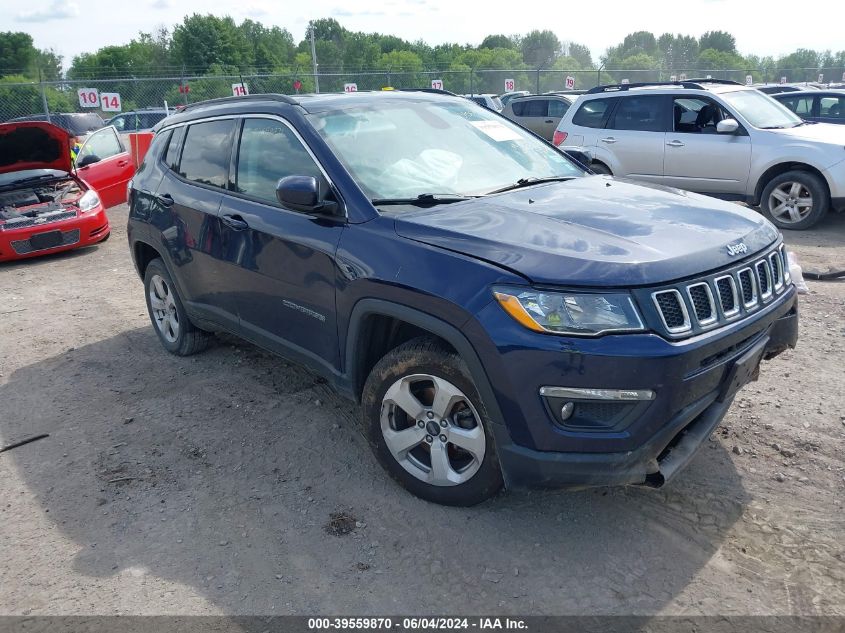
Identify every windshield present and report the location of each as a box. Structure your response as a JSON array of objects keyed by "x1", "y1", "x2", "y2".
[
  {"x1": 720, "y1": 89, "x2": 803, "y2": 129},
  {"x1": 308, "y1": 98, "x2": 583, "y2": 201}
]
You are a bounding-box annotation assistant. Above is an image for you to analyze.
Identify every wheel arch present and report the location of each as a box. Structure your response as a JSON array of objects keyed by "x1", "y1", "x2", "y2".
[
  {"x1": 344, "y1": 299, "x2": 506, "y2": 431},
  {"x1": 752, "y1": 162, "x2": 831, "y2": 207},
  {"x1": 132, "y1": 239, "x2": 163, "y2": 280}
]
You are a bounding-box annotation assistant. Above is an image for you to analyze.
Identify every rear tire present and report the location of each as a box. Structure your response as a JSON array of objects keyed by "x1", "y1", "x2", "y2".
[
  {"x1": 361, "y1": 337, "x2": 503, "y2": 506},
  {"x1": 760, "y1": 170, "x2": 828, "y2": 230},
  {"x1": 143, "y1": 258, "x2": 210, "y2": 356},
  {"x1": 590, "y1": 161, "x2": 612, "y2": 175}
]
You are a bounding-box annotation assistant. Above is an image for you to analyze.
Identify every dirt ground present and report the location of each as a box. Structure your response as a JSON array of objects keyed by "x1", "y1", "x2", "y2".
[{"x1": 1, "y1": 205, "x2": 843, "y2": 616}]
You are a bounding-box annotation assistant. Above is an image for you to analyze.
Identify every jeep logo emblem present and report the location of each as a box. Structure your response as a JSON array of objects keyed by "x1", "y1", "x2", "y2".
[{"x1": 726, "y1": 242, "x2": 748, "y2": 256}]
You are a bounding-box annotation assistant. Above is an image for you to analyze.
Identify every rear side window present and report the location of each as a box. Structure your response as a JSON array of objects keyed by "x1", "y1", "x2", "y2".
[
  {"x1": 820, "y1": 96, "x2": 844, "y2": 118},
  {"x1": 164, "y1": 126, "x2": 185, "y2": 170},
  {"x1": 572, "y1": 98, "x2": 613, "y2": 128},
  {"x1": 779, "y1": 96, "x2": 814, "y2": 115},
  {"x1": 548, "y1": 99, "x2": 570, "y2": 118},
  {"x1": 178, "y1": 119, "x2": 236, "y2": 189},
  {"x1": 512, "y1": 100, "x2": 547, "y2": 117},
  {"x1": 610, "y1": 95, "x2": 665, "y2": 132},
  {"x1": 235, "y1": 118, "x2": 322, "y2": 205}
]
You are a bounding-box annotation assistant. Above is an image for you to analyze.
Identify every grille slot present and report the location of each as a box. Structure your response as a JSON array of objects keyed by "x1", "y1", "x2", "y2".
[
  {"x1": 715, "y1": 275, "x2": 739, "y2": 317},
  {"x1": 1, "y1": 211, "x2": 76, "y2": 230},
  {"x1": 738, "y1": 268, "x2": 756, "y2": 307},
  {"x1": 652, "y1": 290, "x2": 690, "y2": 333},
  {"x1": 769, "y1": 252, "x2": 784, "y2": 291},
  {"x1": 756, "y1": 260, "x2": 772, "y2": 299},
  {"x1": 686, "y1": 282, "x2": 716, "y2": 325}
]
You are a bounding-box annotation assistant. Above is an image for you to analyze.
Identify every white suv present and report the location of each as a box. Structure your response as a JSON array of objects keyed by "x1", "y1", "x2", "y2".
[{"x1": 553, "y1": 79, "x2": 845, "y2": 229}]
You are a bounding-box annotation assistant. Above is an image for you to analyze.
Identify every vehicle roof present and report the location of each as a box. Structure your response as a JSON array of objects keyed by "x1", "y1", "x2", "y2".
[
  {"x1": 771, "y1": 89, "x2": 845, "y2": 97},
  {"x1": 156, "y1": 91, "x2": 478, "y2": 128}
]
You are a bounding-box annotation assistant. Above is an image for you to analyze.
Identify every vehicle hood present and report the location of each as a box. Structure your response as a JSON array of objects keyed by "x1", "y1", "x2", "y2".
[
  {"x1": 770, "y1": 121, "x2": 845, "y2": 144},
  {"x1": 393, "y1": 176, "x2": 780, "y2": 287},
  {"x1": 0, "y1": 121, "x2": 72, "y2": 175}
]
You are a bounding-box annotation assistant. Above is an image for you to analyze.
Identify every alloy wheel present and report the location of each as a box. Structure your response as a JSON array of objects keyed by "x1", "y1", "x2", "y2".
[
  {"x1": 380, "y1": 374, "x2": 486, "y2": 486},
  {"x1": 768, "y1": 181, "x2": 814, "y2": 225},
  {"x1": 148, "y1": 274, "x2": 180, "y2": 343}
]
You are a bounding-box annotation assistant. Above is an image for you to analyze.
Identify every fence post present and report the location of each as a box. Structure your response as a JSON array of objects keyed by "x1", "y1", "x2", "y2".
[
  {"x1": 38, "y1": 68, "x2": 51, "y2": 123},
  {"x1": 469, "y1": 69, "x2": 474, "y2": 96},
  {"x1": 536, "y1": 67, "x2": 541, "y2": 94}
]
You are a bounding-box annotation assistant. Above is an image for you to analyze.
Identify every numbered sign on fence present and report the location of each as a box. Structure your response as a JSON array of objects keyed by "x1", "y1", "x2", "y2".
[
  {"x1": 679, "y1": 73, "x2": 687, "y2": 82},
  {"x1": 232, "y1": 83, "x2": 249, "y2": 97},
  {"x1": 621, "y1": 78, "x2": 630, "y2": 85},
  {"x1": 669, "y1": 75, "x2": 677, "y2": 82},
  {"x1": 565, "y1": 76, "x2": 575, "y2": 90},
  {"x1": 100, "y1": 92, "x2": 122, "y2": 112},
  {"x1": 77, "y1": 88, "x2": 99, "y2": 108},
  {"x1": 431, "y1": 79, "x2": 443, "y2": 90},
  {"x1": 504, "y1": 78, "x2": 515, "y2": 92},
  {"x1": 344, "y1": 83, "x2": 358, "y2": 93},
  {"x1": 818, "y1": 73, "x2": 824, "y2": 83},
  {"x1": 780, "y1": 76, "x2": 787, "y2": 84},
  {"x1": 745, "y1": 75, "x2": 753, "y2": 86}
]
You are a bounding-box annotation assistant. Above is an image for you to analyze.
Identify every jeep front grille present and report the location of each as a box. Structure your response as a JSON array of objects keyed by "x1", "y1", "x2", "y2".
[{"x1": 645, "y1": 245, "x2": 790, "y2": 338}]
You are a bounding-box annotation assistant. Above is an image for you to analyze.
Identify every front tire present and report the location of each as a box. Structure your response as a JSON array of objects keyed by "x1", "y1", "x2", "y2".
[
  {"x1": 361, "y1": 337, "x2": 503, "y2": 506},
  {"x1": 143, "y1": 258, "x2": 210, "y2": 356},
  {"x1": 760, "y1": 170, "x2": 829, "y2": 230}
]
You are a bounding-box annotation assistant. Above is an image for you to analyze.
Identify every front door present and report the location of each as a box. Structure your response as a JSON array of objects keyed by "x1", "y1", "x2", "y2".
[
  {"x1": 75, "y1": 126, "x2": 135, "y2": 207},
  {"x1": 217, "y1": 116, "x2": 345, "y2": 371},
  {"x1": 662, "y1": 96, "x2": 751, "y2": 194}
]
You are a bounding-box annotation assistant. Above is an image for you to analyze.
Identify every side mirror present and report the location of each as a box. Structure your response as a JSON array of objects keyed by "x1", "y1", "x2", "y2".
[
  {"x1": 716, "y1": 118, "x2": 740, "y2": 134},
  {"x1": 77, "y1": 153, "x2": 101, "y2": 167},
  {"x1": 275, "y1": 175, "x2": 338, "y2": 216},
  {"x1": 561, "y1": 146, "x2": 593, "y2": 167}
]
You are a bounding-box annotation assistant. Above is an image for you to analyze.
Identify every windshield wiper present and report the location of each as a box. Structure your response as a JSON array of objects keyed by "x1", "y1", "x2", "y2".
[
  {"x1": 371, "y1": 193, "x2": 478, "y2": 206},
  {"x1": 485, "y1": 176, "x2": 576, "y2": 195}
]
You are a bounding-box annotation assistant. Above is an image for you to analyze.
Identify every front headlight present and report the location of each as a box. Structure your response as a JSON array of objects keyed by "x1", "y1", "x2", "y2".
[
  {"x1": 494, "y1": 287, "x2": 645, "y2": 336},
  {"x1": 78, "y1": 189, "x2": 101, "y2": 212}
]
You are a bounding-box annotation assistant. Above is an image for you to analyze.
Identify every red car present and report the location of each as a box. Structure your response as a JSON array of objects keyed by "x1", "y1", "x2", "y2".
[{"x1": 0, "y1": 121, "x2": 134, "y2": 262}]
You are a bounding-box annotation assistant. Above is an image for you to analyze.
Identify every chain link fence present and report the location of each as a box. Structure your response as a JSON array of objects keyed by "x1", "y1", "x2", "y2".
[{"x1": 2, "y1": 67, "x2": 844, "y2": 122}]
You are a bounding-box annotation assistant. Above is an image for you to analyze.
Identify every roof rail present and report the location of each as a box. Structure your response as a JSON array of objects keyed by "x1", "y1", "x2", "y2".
[
  {"x1": 179, "y1": 93, "x2": 298, "y2": 112},
  {"x1": 586, "y1": 79, "x2": 741, "y2": 94},
  {"x1": 681, "y1": 78, "x2": 742, "y2": 86}
]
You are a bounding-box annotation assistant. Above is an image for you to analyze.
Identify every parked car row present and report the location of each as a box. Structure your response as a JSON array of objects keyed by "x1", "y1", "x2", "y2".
[{"x1": 547, "y1": 79, "x2": 845, "y2": 229}]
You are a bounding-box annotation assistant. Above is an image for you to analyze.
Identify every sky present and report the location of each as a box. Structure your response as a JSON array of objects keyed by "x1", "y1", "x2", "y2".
[{"x1": 6, "y1": 0, "x2": 845, "y2": 66}]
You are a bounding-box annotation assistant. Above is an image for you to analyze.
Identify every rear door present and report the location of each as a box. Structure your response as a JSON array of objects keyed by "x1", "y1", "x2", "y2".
[
  {"x1": 154, "y1": 119, "x2": 241, "y2": 326},
  {"x1": 599, "y1": 94, "x2": 668, "y2": 182},
  {"x1": 663, "y1": 96, "x2": 751, "y2": 194},
  {"x1": 510, "y1": 99, "x2": 551, "y2": 137},
  {"x1": 217, "y1": 116, "x2": 345, "y2": 370},
  {"x1": 75, "y1": 126, "x2": 135, "y2": 207},
  {"x1": 544, "y1": 98, "x2": 571, "y2": 140}
]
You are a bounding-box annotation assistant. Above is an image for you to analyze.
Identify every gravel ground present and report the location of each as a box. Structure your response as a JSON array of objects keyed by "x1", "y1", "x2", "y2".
[{"x1": 1, "y1": 205, "x2": 843, "y2": 616}]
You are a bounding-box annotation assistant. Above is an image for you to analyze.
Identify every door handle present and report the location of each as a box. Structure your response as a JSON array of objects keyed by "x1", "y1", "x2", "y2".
[
  {"x1": 155, "y1": 193, "x2": 174, "y2": 208},
  {"x1": 666, "y1": 140, "x2": 685, "y2": 147},
  {"x1": 600, "y1": 137, "x2": 617, "y2": 144},
  {"x1": 544, "y1": 119, "x2": 554, "y2": 123},
  {"x1": 117, "y1": 160, "x2": 130, "y2": 167},
  {"x1": 221, "y1": 214, "x2": 249, "y2": 231}
]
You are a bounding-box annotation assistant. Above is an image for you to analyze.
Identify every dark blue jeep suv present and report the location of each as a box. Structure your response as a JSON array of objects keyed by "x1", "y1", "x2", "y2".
[{"x1": 127, "y1": 91, "x2": 798, "y2": 506}]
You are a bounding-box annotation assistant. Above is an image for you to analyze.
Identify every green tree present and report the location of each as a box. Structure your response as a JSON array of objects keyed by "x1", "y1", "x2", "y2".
[
  {"x1": 0, "y1": 32, "x2": 37, "y2": 76},
  {"x1": 699, "y1": 31, "x2": 736, "y2": 54},
  {"x1": 521, "y1": 30, "x2": 561, "y2": 67},
  {"x1": 480, "y1": 34, "x2": 515, "y2": 50},
  {"x1": 171, "y1": 14, "x2": 253, "y2": 74},
  {"x1": 568, "y1": 43, "x2": 594, "y2": 69}
]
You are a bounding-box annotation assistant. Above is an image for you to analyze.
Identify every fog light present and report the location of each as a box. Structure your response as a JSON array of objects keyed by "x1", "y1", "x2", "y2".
[{"x1": 560, "y1": 402, "x2": 574, "y2": 421}]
